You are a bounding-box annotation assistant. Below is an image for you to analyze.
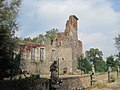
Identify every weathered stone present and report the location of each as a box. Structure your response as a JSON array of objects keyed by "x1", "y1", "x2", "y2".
[{"x1": 20, "y1": 15, "x2": 83, "y2": 75}]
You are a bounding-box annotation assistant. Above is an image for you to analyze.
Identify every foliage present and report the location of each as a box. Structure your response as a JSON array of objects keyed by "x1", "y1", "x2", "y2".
[
  {"x1": 12, "y1": 53, "x2": 22, "y2": 76},
  {"x1": 85, "y1": 48, "x2": 103, "y2": 72},
  {"x1": 23, "y1": 28, "x2": 58, "y2": 44},
  {"x1": 0, "y1": 0, "x2": 21, "y2": 80},
  {"x1": 23, "y1": 37, "x2": 32, "y2": 43},
  {"x1": 106, "y1": 55, "x2": 117, "y2": 71},
  {"x1": 45, "y1": 28, "x2": 58, "y2": 44},
  {"x1": 114, "y1": 34, "x2": 120, "y2": 67},
  {"x1": 77, "y1": 56, "x2": 92, "y2": 74},
  {"x1": 115, "y1": 52, "x2": 120, "y2": 66},
  {"x1": 106, "y1": 55, "x2": 115, "y2": 67},
  {"x1": 114, "y1": 34, "x2": 120, "y2": 51},
  {"x1": 95, "y1": 60, "x2": 107, "y2": 72},
  {"x1": 34, "y1": 34, "x2": 45, "y2": 44}
]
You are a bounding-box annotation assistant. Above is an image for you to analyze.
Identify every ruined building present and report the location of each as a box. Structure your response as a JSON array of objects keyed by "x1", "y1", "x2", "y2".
[{"x1": 20, "y1": 15, "x2": 83, "y2": 75}]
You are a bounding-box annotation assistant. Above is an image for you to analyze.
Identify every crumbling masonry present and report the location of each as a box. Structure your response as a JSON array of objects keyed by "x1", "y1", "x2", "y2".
[{"x1": 20, "y1": 15, "x2": 83, "y2": 75}]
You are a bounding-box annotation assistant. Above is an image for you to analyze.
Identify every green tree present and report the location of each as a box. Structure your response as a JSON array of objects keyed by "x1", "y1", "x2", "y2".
[
  {"x1": 0, "y1": 0, "x2": 21, "y2": 80},
  {"x1": 23, "y1": 37, "x2": 32, "y2": 43},
  {"x1": 36, "y1": 34, "x2": 45, "y2": 44},
  {"x1": 22, "y1": 28, "x2": 58, "y2": 44},
  {"x1": 114, "y1": 34, "x2": 120, "y2": 67},
  {"x1": 114, "y1": 34, "x2": 120, "y2": 51},
  {"x1": 78, "y1": 56, "x2": 92, "y2": 74},
  {"x1": 95, "y1": 60, "x2": 107, "y2": 72},
  {"x1": 45, "y1": 28, "x2": 58, "y2": 45},
  {"x1": 32, "y1": 34, "x2": 45, "y2": 44},
  {"x1": 106, "y1": 55, "x2": 117, "y2": 71},
  {"x1": 115, "y1": 52, "x2": 120, "y2": 66},
  {"x1": 85, "y1": 48, "x2": 103, "y2": 72}
]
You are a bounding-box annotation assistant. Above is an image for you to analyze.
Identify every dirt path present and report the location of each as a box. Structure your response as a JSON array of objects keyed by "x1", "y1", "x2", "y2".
[{"x1": 89, "y1": 82, "x2": 120, "y2": 90}]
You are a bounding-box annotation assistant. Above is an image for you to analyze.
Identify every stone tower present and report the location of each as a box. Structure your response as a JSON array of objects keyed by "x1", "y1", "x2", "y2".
[
  {"x1": 65, "y1": 15, "x2": 79, "y2": 71},
  {"x1": 53, "y1": 15, "x2": 81, "y2": 74},
  {"x1": 65, "y1": 15, "x2": 78, "y2": 39}
]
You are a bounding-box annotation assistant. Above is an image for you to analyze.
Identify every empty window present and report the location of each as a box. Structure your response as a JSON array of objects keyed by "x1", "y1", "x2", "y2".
[
  {"x1": 31, "y1": 48, "x2": 35, "y2": 60},
  {"x1": 51, "y1": 49, "x2": 55, "y2": 61},
  {"x1": 40, "y1": 48, "x2": 45, "y2": 61}
]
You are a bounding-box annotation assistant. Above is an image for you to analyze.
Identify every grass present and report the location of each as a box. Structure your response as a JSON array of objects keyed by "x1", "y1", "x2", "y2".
[{"x1": 85, "y1": 82, "x2": 107, "y2": 90}]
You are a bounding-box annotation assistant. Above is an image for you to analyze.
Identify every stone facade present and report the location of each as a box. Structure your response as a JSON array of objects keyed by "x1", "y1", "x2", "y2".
[{"x1": 20, "y1": 15, "x2": 83, "y2": 75}]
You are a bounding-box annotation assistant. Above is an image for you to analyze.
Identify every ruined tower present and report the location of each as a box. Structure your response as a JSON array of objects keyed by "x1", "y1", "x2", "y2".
[
  {"x1": 20, "y1": 15, "x2": 83, "y2": 75},
  {"x1": 65, "y1": 15, "x2": 79, "y2": 72},
  {"x1": 53, "y1": 15, "x2": 82, "y2": 74}
]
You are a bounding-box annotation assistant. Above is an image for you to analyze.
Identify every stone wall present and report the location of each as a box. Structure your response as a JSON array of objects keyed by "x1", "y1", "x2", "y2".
[
  {"x1": 39, "y1": 44, "x2": 52, "y2": 75},
  {"x1": 80, "y1": 72, "x2": 118, "y2": 88},
  {"x1": 60, "y1": 76, "x2": 83, "y2": 90},
  {"x1": 0, "y1": 78, "x2": 49, "y2": 90},
  {"x1": 56, "y1": 47, "x2": 73, "y2": 74},
  {"x1": 0, "y1": 72, "x2": 118, "y2": 90},
  {"x1": 80, "y1": 74, "x2": 91, "y2": 88},
  {"x1": 0, "y1": 77, "x2": 84, "y2": 90}
]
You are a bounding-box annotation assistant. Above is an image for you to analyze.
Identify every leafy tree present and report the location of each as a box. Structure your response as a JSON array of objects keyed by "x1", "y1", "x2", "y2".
[
  {"x1": 95, "y1": 60, "x2": 107, "y2": 72},
  {"x1": 106, "y1": 55, "x2": 117, "y2": 71},
  {"x1": 32, "y1": 37, "x2": 38, "y2": 43},
  {"x1": 115, "y1": 52, "x2": 120, "y2": 66},
  {"x1": 85, "y1": 48, "x2": 103, "y2": 72},
  {"x1": 114, "y1": 34, "x2": 120, "y2": 67},
  {"x1": 0, "y1": 0, "x2": 21, "y2": 80},
  {"x1": 106, "y1": 55, "x2": 115, "y2": 67},
  {"x1": 32, "y1": 34, "x2": 45, "y2": 44},
  {"x1": 78, "y1": 56, "x2": 92, "y2": 74},
  {"x1": 114, "y1": 34, "x2": 120, "y2": 51},
  {"x1": 45, "y1": 28, "x2": 58, "y2": 44},
  {"x1": 36, "y1": 34, "x2": 45, "y2": 44},
  {"x1": 22, "y1": 28, "x2": 58, "y2": 44},
  {"x1": 23, "y1": 37, "x2": 32, "y2": 43}
]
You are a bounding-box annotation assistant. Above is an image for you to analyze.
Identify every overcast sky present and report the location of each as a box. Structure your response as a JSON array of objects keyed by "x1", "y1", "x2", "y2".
[{"x1": 17, "y1": 0, "x2": 120, "y2": 59}]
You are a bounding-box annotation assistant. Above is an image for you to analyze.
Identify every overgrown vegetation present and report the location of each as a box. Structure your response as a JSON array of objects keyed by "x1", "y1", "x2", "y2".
[
  {"x1": 22, "y1": 28, "x2": 58, "y2": 44},
  {"x1": 0, "y1": 0, "x2": 21, "y2": 80}
]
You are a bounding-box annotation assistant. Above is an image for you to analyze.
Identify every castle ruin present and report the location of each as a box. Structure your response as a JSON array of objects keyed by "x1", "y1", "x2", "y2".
[{"x1": 20, "y1": 15, "x2": 83, "y2": 75}]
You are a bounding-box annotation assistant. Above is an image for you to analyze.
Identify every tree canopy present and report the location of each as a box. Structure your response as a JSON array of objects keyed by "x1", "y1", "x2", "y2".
[
  {"x1": 23, "y1": 28, "x2": 58, "y2": 44},
  {"x1": 0, "y1": 0, "x2": 21, "y2": 80},
  {"x1": 85, "y1": 48, "x2": 103, "y2": 63},
  {"x1": 115, "y1": 34, "x2": 120, "y2": 51},
  {"x1": 106, "y1": 55, "x2": 117, "y2": 71},
  {"x1": 85, "y1": 48, "x2": 103, "y2": 72},
  {"x1": 77, "y1": 56, "x2": 92, "y2": 74},
  {"x1": 114, "y1": 34, "x2": 120, "y2": 66}
]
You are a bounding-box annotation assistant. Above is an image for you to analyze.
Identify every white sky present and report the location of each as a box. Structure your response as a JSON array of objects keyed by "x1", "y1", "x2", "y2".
[{"x1": 18, "y1": 0, "x2": 120, "y2": 59}]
